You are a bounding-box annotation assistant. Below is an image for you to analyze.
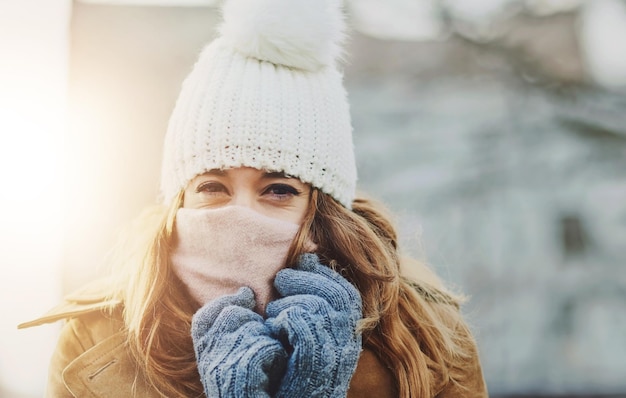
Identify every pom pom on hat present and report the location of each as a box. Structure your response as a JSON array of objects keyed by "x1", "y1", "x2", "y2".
[{"x1": 219, "y1": 0, "x2": 346, "y2": 71}]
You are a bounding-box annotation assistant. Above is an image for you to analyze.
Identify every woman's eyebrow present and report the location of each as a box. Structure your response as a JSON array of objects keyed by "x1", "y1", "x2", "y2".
[
  {"x1": 262, "y1": 171, "x2": 291, "y2": 179},
  {"x1": 203, "y1": 169, "x2": 227, "y2": 176}
]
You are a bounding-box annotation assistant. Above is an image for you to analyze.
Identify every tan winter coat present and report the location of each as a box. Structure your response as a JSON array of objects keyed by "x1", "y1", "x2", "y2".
[{"x1": 20, "y1": 282, "x2": 488, "y2": 397}]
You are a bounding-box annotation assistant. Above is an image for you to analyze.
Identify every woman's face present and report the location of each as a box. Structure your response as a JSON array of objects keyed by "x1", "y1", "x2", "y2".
[{"x1": 183, "y1": 167, "x2": 311, "y2": 225}]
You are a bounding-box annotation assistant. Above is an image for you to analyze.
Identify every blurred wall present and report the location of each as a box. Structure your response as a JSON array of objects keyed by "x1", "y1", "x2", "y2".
[{"x1": 63, "y1": 3, "x2": 219, "y2": 290}]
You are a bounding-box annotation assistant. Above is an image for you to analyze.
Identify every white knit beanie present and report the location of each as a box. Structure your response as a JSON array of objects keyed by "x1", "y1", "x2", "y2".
[{"x1": 160, "y1": 0, "x2": 357, "y2": 208}]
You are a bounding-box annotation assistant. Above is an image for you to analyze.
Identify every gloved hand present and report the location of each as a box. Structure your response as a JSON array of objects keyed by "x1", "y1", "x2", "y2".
[
  {"x1": 265, "y1": 253, "x2": 363, "y2": 398},
  {"x1": 191, "y1": 287, "x2": 287, "y2": 398}
]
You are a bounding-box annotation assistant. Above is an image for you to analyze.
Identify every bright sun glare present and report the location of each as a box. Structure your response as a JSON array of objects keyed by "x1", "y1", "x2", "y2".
[{"x1": 0, "y1": 0, "x2": 70, "y2": 395}]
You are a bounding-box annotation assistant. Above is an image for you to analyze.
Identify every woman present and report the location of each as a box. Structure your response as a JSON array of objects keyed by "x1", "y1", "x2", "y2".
[{"x1": 20, "y1": 0, "x2": 488, "y2": 396}]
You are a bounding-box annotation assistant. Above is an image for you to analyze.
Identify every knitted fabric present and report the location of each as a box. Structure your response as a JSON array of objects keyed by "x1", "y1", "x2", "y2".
[
  {"x1": 192, "y1": 287, "x2": 287, "y2": 397},
  {"x1": 266, "y1": 253, "x2": 363, "y2": 397},
  {"x1": 160, "y1": 0, "x2": 357, "y2": 208},
  {"x1": 171, "y1": 206, "x2": 314, "y2": 314}
]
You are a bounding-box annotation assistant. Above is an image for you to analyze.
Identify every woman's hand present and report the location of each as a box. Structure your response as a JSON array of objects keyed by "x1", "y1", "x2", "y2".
[
  {"x1": 266, "y1": 253, "x2": 363, "y2": 398},
  {"x1": 191, "y1": 287, "x2": 287, "y2": 398}
]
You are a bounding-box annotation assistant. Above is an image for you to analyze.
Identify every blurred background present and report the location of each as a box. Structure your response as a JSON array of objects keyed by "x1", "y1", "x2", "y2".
[{"x1": 1, "y1": 0, "x2": 625, "y2": 396}]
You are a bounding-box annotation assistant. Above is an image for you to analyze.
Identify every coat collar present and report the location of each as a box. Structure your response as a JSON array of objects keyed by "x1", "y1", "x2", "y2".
[{"x1": 18, "y1": 279, "x2": 121, "y2": 329}]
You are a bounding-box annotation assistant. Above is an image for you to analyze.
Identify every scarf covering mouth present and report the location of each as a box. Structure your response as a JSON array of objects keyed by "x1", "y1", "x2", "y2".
[{"x1": 171, "y1": 206, "x2": 315, "y2": 314}]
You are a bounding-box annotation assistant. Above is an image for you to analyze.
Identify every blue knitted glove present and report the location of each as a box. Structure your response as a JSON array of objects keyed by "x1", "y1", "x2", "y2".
[
  {"x1": 191, "y1": 287, "x2": 287, "y2": 398},
  {"x1": 265, "y1": 253, "x2": 363, "y2": 398}
]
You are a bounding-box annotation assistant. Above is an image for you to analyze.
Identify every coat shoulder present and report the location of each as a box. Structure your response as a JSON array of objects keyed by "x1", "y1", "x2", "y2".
[
  {"x1": 18, "y1": 278, "x2": 122, "y2": 329},
  {"x1": 348, "y1": 348, "x2": 397, "y2": 398}
]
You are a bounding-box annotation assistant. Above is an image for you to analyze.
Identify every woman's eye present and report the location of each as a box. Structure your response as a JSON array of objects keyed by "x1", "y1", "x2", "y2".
[
  {"x1": 196, "y1": 181, "x2": 227, "y2": 195},
  {"x1": 264, "y1": 184, "x2": 300, "y2": 199}
]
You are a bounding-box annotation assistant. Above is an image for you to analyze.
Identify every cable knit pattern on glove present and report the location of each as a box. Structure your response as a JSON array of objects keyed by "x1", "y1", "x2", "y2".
[
  {"x1": 192, "y1": 287, "x2": 287, "y2": 397},
  {"x1": 265, "y1": 253, "x2": 363, "y2": 398}
]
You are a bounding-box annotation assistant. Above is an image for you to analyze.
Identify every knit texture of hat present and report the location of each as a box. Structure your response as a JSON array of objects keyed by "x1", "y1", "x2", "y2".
[{"x1": 160, "y1": 0, "x2": 357, "y2": 208}]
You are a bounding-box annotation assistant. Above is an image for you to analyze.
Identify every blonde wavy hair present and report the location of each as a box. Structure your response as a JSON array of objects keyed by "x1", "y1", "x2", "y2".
[{"x1": 106, "y1": 188, "x2": 475, "y2": 397}]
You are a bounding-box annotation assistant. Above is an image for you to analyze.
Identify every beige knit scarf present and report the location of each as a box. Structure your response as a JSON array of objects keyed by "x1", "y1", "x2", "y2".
[{"x1": 171, "y1": 206, "x2": 312, "y2": 314}]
